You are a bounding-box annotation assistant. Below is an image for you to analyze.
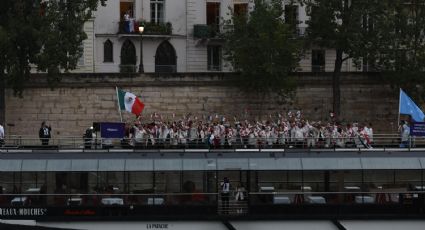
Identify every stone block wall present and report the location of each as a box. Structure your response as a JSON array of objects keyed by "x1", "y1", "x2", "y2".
[{"x1": 4, "y1": 73, "x2": 398, "y2": 137}]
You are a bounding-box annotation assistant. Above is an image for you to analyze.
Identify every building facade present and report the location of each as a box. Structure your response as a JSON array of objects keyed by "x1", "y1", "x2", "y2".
[{"x1": 75, "y1": 0, "x2": 362, "y2": 74}]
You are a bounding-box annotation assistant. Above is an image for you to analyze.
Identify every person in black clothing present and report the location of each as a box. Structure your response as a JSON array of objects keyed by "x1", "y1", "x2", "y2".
[
  {"x1": 84, "y1": 127, "x2": 93, "y2": 149},
  {"x1": 39, "y1": 121, "x2": 51, "y2": 145}
]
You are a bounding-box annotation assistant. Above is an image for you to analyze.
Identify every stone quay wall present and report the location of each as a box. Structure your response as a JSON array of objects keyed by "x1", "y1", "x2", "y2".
[{"x1": 4, "y1": 73, "x2": 397, "y2": 137}]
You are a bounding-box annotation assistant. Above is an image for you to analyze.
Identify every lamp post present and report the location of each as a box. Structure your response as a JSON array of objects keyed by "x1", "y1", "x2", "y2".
[{"x1": 138, "y1": 25, "x2": 144, "y2": 73}]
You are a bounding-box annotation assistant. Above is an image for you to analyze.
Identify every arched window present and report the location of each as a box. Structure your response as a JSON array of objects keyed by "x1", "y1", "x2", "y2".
[
  {"x1": 155, "y1": 41, "x2": 176, "y2": 73},
  {"x1": 120, "y1": 39, "x2": 137, "y2": 72},
  {"x1": 103, "y1": 40, "x2": 113, "y2": 63}
]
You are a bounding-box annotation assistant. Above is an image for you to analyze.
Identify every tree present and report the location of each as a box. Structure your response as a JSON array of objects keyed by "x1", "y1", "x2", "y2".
[
  {"x1": 222, "y1": 0, "x2": 302, "y2": 95},
  {"x1": 0, "y1": 0, "x2": 107, "y2": 95},
  {"x1": 381, "y1": 0, "x2": 425, "y2": 102},
  {"x1": 302, "y1": 0, "x2": 392, "y2": 117}
]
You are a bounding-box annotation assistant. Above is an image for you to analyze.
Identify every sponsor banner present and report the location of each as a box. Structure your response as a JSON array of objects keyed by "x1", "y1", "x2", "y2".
[
  {"x1": 411, "y1": 122, "x2": 425, "y2": 136},
  {"x1": 64, "y1": 209, "x2": 96, "y2": 216},
  {"x1": 0, "y1": 208, "x2": 97, "y2": 218},
  {"x1": 100, "y1": 122, "x2": 125, "y2": 138},
  {"x1": 0, "y1": 208, "x2": 47, "y2": 216}
]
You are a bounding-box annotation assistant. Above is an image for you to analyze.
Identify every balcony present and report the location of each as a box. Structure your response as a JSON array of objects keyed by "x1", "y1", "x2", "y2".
[
  {"x1": 193, "y1": 24, "x2": 219, "y2": 39},
  {"x1": 118, "y1": 20, "x2": 172, "y2": 35},
  {"x1": 194, "y1": 24, "x2": 209, "y2": 39},
  {"x1": 118, "y1": 20, "x2": 141, "y2": 34}
]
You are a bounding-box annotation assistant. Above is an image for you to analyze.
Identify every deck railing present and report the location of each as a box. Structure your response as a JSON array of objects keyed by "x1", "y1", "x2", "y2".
[
  {"x1": 1, "y1": 191, "x2": 424, "y2": 207},
  {"x1": 0, "y1": 134, "x2": 418, "y2": 151}
]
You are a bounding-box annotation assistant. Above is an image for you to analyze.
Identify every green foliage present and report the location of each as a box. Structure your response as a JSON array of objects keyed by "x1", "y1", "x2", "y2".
[
  {"x1": 304, "y1": 0, "x2": 385, "y2": 57},
  {"x1": 222, "y1": 0, "x2": 302, "y2": 94},
  {"x1": 302, "y1": 0, "x2": 396, "y2": 115},
  {"x1": 303, "y1": 0, "x2": 392, "y2": 64},
  {"x1": 194, "y1": 24, "x2": 218, "y2": 39},
  {"x1": 303, "y1": 0, "x2": 425, "y2": 103},
  {"x1": 193, "y1": 24, "x2": 210, "y2": 39},
  {"x1": 0, "y1": 0, "x2": 106, "y2": 95},
  {"x1": 139, "y1": 21, "x2": 172, "y2": 35},
  {"x1": 380, "y1": 1, "x2": 425, "y2": 102}
]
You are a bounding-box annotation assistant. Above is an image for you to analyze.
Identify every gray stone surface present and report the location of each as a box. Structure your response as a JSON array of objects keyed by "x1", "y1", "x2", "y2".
[{"x1": 5, "y1": 73, "x2": 397, "y2": 136}]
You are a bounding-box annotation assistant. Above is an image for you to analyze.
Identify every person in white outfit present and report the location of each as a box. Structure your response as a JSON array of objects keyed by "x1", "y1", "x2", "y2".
[
  {"x1": 220, "y1": 177, "x2": 231, "y2": 214},
  {"x1": 234, "y1": 183, "x2": 245, "y2": 213}
]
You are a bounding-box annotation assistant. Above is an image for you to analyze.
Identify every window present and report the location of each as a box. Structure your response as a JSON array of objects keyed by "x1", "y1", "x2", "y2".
[
  {"x1": 362, "y1": 14, "x2": 374, "y2": 32},
  {"x1": 121, "y1": 39, "x2": 136, "y2": 65},
  {"x1": 285, "y1": 4, "x2": 299, "y2": 32},
  {"x1": 234, "y1": 3, "x2": 248, "y2": 16},
  {"x1": 78, "y1": 45, "x2": 85, "y2": 66},
  {"x1": 311, "y1": 50, "x2": 325, "y2": 72},
  {"x1": 151, "y1": 0, "x2": 164, "y2": 23},
  {"x1": 103, "y1": 40, "x2": 113, "y2": 63},
  {"x1": 207, "y1": 45, "x2": 221, "y2": 71},
  {"x1": 362, "y1": 55, "x2": 376, "y2": 72},
  {"x1": 120, "y1": 0, "x2": 135, "y2": 20},
  {"x1": 155, "y1": 171, "x2": 181, "y2": 193},
  {"x1": 40, "y1": 1, "x2": 47, "y2": 16},
  {"x1": 155, "y1": 41, "x2": 177, "y2": 73},
  {"x1": 207, "y1": 2, "x2": 220, "y2": 33},
  {"x1": 120, "y1": 39, "x2": 137, "y2": 72}
]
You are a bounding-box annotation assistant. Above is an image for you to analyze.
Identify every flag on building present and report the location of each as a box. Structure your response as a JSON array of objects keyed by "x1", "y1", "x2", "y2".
[
  {"x1": 399, "y1": 89, "x2": 425, "y2": 122},
  {"x1": 117, "y1": 88, "x2": 145, "y2": 116}
]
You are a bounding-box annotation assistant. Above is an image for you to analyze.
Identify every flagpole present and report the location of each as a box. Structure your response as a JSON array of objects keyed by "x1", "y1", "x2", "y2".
[
  {"x1": 116, "y1": 86, "x2": 123, "y2": 122},
  {"x1": 398, "y1": 88, "x2": 401, "y2": 128}
]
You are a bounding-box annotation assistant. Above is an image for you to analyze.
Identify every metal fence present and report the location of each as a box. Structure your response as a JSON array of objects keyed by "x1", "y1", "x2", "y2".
[{"x1": 0, "y1": 134, "x2": 420, "y2": 151}]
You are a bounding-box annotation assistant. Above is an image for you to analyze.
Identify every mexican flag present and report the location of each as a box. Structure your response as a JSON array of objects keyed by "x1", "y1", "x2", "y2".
[{"x1": 117, "y1": 88, "x2": 145, "y2": 115}]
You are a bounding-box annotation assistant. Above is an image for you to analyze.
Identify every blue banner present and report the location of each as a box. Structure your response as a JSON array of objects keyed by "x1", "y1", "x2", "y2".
[
  {"x1": 100, "y1": 122, "x2": 125, "y2": 138},
  {"x1": 411, "y1": 122, "x2": 425, "y2": 137}
]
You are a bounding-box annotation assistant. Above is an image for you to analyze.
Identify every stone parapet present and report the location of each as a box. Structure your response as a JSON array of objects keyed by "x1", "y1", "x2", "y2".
[{"x1": 5, "y1": 72, "x2": 396, "y2": 137}]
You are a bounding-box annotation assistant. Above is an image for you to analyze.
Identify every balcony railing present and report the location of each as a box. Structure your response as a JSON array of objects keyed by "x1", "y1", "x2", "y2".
[
  {"x1": 194, "y1": 24, "x2": 210, "y2": 39},
  {"x1": 118, "y1": 20, "x2": 140, "y2": 34},
  {"x1": 193, "y1": 24, "x2": 220, "y2": 39},
  {"x1": 118, "y1": 21, "x2": 172, "y2": 35}
]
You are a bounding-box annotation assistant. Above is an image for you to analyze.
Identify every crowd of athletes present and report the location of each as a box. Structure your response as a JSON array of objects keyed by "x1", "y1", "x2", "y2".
[{"x1": 120, "y1": 111, "x2": 374, "y2": 149}]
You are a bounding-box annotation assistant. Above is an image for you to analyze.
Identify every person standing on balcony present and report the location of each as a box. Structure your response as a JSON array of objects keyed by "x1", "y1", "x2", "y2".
[
  {"x1": 124, "y1": 10, "x2": 130, "y2": 33},
  {"x1": 39, "y1": 121, "x2": 51, "y2": 146}
]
